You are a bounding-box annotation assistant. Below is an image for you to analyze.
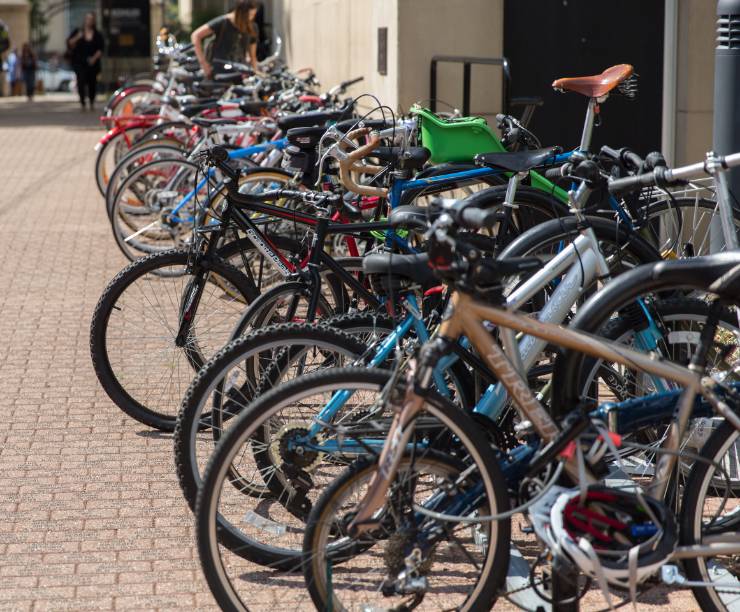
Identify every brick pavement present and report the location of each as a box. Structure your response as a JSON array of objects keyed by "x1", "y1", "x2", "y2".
[
  {"x1": 0, "y1": 95, "x2": 698, "y2": 612},
  {"x1": 0, "y1": 95, "x2": 220, "y2": 611}
]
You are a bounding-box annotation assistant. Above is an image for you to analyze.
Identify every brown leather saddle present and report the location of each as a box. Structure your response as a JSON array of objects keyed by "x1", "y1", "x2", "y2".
[{"x1": 552, "y1": 64, "x2": 633, "y2": 98}]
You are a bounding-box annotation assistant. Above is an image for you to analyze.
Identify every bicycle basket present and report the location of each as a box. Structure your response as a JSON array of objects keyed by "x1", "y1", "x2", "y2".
[{"x1": 410, "y1": 105, "x2": 505, "y2": 164}]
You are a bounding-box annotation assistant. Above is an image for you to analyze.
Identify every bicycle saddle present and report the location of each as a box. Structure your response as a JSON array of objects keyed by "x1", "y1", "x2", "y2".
[
  {"x1": 277, "y1": 109, "x2": 346, "y2": 132},
  {"x1": 362, "y1": 252, "x2": 438, "y2": 290},
  {"x1": 286, "y1": 126, "x2": 327, "y2": 149},
  {"x1": 213, "y1": 72, "x2": 245, "y2": 84},
  {"x1": 180, "y1": 100, "x2": 220, "y2": 118},
  {"x1": 474, "y1": 146, "x2": 560, "y2": 173},
  {"x1": 370, "y1": 146, "x2": 431, "y2": 171},
  {"x1": 552, "y1": 64, "x2": 633, "y2": 98}
]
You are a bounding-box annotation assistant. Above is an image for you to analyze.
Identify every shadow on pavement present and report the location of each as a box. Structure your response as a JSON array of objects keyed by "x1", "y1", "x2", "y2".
[{"x1": 0, "y1": 95, "x2": 105, "y2": 129}]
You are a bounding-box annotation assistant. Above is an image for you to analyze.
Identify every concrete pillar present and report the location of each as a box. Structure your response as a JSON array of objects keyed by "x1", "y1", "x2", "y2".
[
  {"x1": 179, "y1": 0, "x2": 193, "y2": 29},
  {"x1": 270, "y1": 0, "x2": 504, "y2": 116},
  {"x1": 396, "y1": 0, "x2": 503, "y2": 118}
]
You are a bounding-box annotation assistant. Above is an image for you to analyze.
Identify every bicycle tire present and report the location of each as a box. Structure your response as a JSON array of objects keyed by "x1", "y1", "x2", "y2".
[
  {"x1": 299, "y1": 370, "x2": 512, "y2": 612},
  {"x1": 638, "y1": 196, "x2": 740, "y2": 257},
  {"x1": 94, "y1": 124, "x2": 152, "y2": 196},
  {"x1": 90, "y1": 248, "x2": 258, "y2": 431},
  {"x1": 174, "y1": 323, "x2": 367, "y2": 510},
  {"x1": 680, "y1": 418, "x2": 740, "y2": 612},
  {"x1": 195, "y1": 367, "x2": 510, "y2": 607},
  {"x1": 104, "y1": 143, "x2": 186, "y2": 218}
]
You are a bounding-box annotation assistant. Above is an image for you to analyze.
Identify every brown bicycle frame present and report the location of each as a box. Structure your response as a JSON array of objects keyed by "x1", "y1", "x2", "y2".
[{"x1": 349, "y1": 289, "x2": 712, "y2": 534}]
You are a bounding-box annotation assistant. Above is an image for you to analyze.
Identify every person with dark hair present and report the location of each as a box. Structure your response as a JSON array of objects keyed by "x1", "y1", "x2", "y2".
[
  {"x1": 20, "y1": 43, "x2": 36, "y2": 101},
  {"x1": 191, "y1": 0, "x2": 260, "y2": 79},
  {"x1": 66, "y1": 12, "x2": 104, "y2": 110}
]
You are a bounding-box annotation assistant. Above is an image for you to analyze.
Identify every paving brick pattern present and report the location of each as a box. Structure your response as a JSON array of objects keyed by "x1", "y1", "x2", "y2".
[{"x1": 0, "y1": 96, "x2": 695, "y2": 611}]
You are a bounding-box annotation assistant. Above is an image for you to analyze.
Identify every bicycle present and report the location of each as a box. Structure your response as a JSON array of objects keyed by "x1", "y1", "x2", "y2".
[{"x1": 295, "y1": 152, "x2": 740, "y2": 611}]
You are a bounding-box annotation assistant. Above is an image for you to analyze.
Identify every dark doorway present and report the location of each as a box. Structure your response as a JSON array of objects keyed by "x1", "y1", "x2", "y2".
[{"x1": 504, "y1": 0, "x2": 664, "y2": 156}]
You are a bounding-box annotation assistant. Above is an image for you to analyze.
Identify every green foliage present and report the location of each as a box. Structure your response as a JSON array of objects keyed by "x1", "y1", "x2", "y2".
[
  {"x1": 29, "y1": 0, "x2": 49, "y2": 50},
  {"x1": 190, "y1": 6, "x2": 222, "y2": 35}
]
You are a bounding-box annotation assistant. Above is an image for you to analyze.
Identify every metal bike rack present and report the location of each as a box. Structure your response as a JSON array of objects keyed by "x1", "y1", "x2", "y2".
[{"x1": 429, "y1": 55, "x2": 511, "y2": 116}]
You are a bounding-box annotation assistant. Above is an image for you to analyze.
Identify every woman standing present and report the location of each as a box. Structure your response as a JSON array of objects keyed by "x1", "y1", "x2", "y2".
[
  {"x1": 20, "y1": 43, "x2": 36, "y2": 101},
  {"x1": 191, "y1": 0, "x2": 260, "y2": 79},
  {"x1": 67, "y1": 12, "x2": 104, "y2": 110}
]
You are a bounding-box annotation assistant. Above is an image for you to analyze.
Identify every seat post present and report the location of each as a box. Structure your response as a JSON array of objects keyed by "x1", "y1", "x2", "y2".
[{"x1": 579, "y1": 98, "x2": 597, "y2": 152}]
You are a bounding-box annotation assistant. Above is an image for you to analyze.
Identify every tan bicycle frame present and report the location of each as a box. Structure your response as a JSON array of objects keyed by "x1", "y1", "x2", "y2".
[{"x1": 349, "y1": 289, "x2": 706, "y2": 534}]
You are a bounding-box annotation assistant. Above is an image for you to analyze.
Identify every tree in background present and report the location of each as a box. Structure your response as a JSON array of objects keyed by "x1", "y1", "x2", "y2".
[{"x1": 30, "y1": 0, "x2": 49, "y2": 51}]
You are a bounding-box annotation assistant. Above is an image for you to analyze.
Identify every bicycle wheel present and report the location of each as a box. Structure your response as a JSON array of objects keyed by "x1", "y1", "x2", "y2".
[
  {"x1": 229, "y1": 280, "x2": 335, "y2": 337},
  {"x1": 301, "y1": 374, "x2": 512, "y2": 612},
  {"x1": 574, "y1": 297, "x2": 739, "y2": 406},
  {"x1": 109, "y1": 89, "x2": 163, "y2": 118},
  {"x1": 552, "y1": 298, "x2": 739, "y2": 484},
  {"x1": 451, "y1": 184, "x2": 570, "y2": 252},
  {"x1": 104, "y1": 143, "x2": 186, "y2": 218},
  {"x1": 174, "y1": 323, "x2": 367, "y2": 510},
  {"x1": 90, "y1": 249, "x2": 258, "y2": 431},
  {"x1": 680, "y1": 419, "x2": 740, "y2": 611},
  {"x1": 195, "y1": 368, "x2": 510, "y2": 610},
  {"x1": 108, "y1": 158, "x2": 210, "y2": 261},
  {"x1": 638, "y1": 196, "x2": 740, "y2": 257},
  {"x1": 94, "y1": 124, "x2": 151, "y2": 196}
]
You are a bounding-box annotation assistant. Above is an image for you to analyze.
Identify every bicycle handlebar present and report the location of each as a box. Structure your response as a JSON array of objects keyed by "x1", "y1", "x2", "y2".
[
  {"x1": 609, "y1": 151, "x2": 740, "y2": 196},
  {"x1": 336, "y1": 129, "x2": 388, "y2": 197}
]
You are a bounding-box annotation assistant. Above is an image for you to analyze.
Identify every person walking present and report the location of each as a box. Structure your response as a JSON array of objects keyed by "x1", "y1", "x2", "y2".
[
  {"x1": 6, "y1": 47, "x2": 20, "y2": 96},
  {"x1": 191, "y1": 0, "x2": 260, "y2": 79},
  {"x1": 66, "y1": 12, "x2": 104, "y2": 110},
  {"x1": 20, "y1": 43, "x2": 36, "y2": 101}
]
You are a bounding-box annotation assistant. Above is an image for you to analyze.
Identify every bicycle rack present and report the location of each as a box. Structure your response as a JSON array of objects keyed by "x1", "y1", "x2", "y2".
[
  {"x1": 429, "y1": 55, "x2": 511, "y2": 117},
  {"x1": 429, "y1": 55, "x2": 543, "y2": 128}
]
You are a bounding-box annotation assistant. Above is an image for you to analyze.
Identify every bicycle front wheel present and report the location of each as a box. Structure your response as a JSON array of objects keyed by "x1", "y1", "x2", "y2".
[
  {"x1": 680, "y1": 419, "x2": 740, "y2": 611},
  {"x1": 90, "y1": 249, "x2": 258, "y2": 431},
  {"x1": 196, "y1": 367, "x2": 510, "y2": 611}
]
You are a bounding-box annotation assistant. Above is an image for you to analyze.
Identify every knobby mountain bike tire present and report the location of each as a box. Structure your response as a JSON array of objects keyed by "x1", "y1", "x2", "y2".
[
  {"x1": 196, "y1": 367, "x2": 510, "y2": 610},
  {"x1": 174, "y1": 323, "x2": 368, "y2": 511}
]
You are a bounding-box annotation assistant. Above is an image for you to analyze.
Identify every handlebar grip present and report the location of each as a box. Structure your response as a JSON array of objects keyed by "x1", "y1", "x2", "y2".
[
  {"x1": 600, "y1": 145, "x2": 621, "y2": 161},
  {"x1": 644, "y1": 151, "x2": 667, "y2": 170},
  {"x1": 543, "y1": 166, "x2": 565, "y2": 180},
  {"x1": 608, "y1": 171, "x2": 657, "y2": 196},
  {"x1": 622, "y1": 149, "x2": 644, "y2": 172},
  {"x1": 457, "y1": 206, "x2": 500, "y2": 230}
]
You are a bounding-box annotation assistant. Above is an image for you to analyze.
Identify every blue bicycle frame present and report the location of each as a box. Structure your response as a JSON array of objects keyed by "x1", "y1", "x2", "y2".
[{"x1": 166, "y1": 138, "x2": 288, "y2": 224}]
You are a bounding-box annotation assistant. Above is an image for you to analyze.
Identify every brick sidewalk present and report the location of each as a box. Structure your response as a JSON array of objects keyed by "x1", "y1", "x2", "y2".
[
  {"x1": 0, "y1": 96, "x2": 697, "y2": 612},
  {"x1": 0, "y1": 96, "x2": 220, "y2": 611}
]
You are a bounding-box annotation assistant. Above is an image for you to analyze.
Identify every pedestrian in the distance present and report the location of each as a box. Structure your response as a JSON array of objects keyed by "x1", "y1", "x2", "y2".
[
  {"x1": 191, "y1": 0, "x2": 261, "y2": 79},
  {"x1": 20, "y1": 43, "x2": 36, "y2": 101},
  {"x1": 6, "y1": 47, "x2": 20, "y2": 96},
  {"x1": 66, "y1": 12, "x2": 104, "y2": 110}
]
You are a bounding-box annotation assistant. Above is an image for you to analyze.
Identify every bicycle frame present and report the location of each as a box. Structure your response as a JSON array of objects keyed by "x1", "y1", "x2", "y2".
[{"x1": 349, "y1": 290, "x2": 740, "y2": 566}]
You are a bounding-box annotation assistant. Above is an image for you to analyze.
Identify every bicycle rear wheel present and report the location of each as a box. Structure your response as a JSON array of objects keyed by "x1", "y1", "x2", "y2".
[
  {"x1": 638, "y1": 196, "x2": 740, "y2": 257},
  {"x1": 195, "y1": 368, "x2": 510, "y2": 610},
  {"x1": 301, "y1": 371, "x2": 511, "y2": 612}
]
